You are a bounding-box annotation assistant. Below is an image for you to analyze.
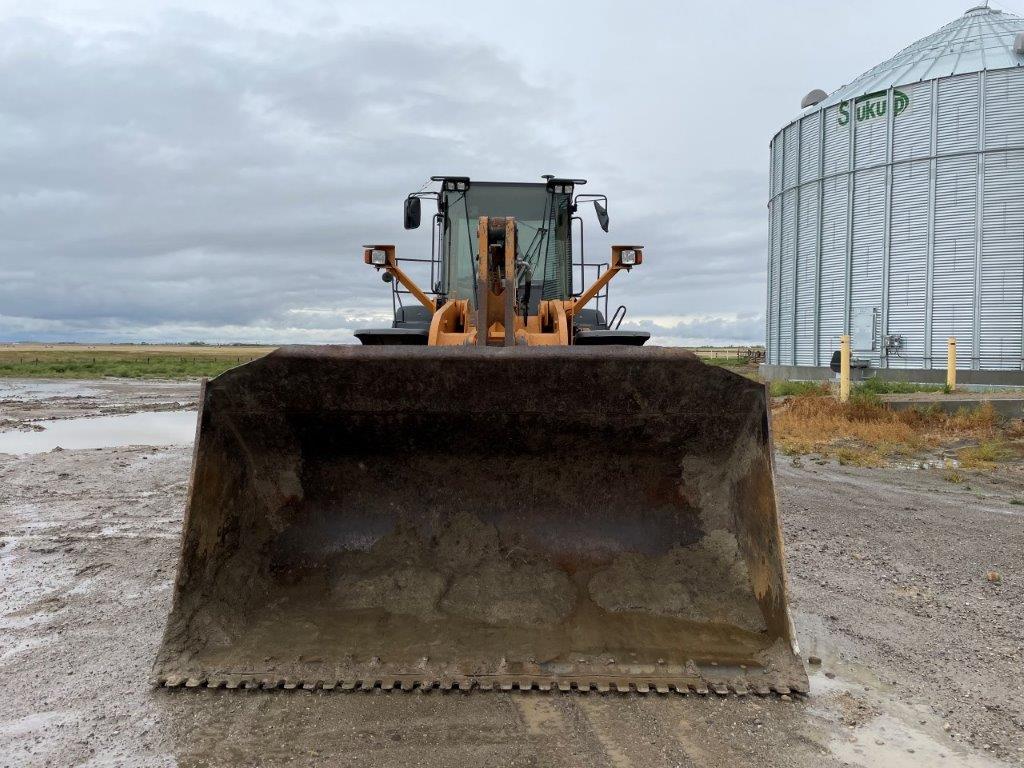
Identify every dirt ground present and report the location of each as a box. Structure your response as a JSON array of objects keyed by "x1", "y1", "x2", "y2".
[{"x1": 1, "y1": 379, "x2": 1022, "y2": 767}]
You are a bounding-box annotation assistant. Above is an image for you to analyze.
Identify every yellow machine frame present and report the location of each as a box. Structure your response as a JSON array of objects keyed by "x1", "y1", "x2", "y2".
[{"x1": 363, "y1": 217, "x2": 642, "y2": 346}]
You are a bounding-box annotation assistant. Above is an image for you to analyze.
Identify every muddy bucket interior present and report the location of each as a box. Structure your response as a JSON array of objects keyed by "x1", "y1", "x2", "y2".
[{"x1": 154, "y1": 346, "x2": 807, "y2": 693}]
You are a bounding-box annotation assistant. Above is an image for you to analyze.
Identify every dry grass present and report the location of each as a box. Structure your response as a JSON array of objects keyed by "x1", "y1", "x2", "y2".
[
  {"x1": 773, "y1": 394, "x2": 1012, "y2": 467},
  {"x1": 942, "y1": 467, "x2": 965, "y2": 484},
  {"x1": 957, "y1": 440, "x2": 1015, "y2": 469}
]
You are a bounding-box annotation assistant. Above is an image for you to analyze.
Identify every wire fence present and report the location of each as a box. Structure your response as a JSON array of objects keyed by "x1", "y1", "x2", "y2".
[{"x1": 686, "y1": 347, "x2": 765, "y2": 363}]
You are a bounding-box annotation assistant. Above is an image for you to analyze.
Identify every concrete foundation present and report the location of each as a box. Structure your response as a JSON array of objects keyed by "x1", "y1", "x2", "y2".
[
  {"x1": 880, "y1": 394, "x2": 1024, "y2": 418},
  {"x1": 759, "y1": 364, "x2": 1024, "y2": 388}
]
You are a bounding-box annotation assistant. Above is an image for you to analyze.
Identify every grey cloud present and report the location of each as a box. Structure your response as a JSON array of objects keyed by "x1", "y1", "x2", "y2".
[
  {"x1": 623, "y1": 313, "x2": 764, "y2": 347},
  {"x1": 0, "y1": 11, "x2": 568, "y2": 341},
  {"x1": 2, "y1": 1, "x2": 972, "y2": 344}
]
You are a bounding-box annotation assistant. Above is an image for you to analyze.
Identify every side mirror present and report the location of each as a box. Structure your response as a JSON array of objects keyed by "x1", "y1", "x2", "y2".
[
  {"x1": 404, "y1": 197, "x2": 421, "y2": 230},
  {"x1": 594, "y1": 200, "x2": 609, "y2": 232}
]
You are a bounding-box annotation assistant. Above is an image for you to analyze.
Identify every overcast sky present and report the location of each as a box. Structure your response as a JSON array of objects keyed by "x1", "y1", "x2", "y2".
[{"x1": 0, "y1": 0, "x2": 1006, "y2": 345}]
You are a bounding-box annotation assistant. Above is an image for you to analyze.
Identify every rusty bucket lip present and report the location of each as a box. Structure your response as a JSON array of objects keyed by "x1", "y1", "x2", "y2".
[
  {"x1": 228, "y1": 343, "x2": 732, "y2": 372},
  {"x1": 266, "y1": 344, "x2": 705, "y2": 360},
  {"x1": 197, "y1": 343, "x2": 768, "y2": 419}
]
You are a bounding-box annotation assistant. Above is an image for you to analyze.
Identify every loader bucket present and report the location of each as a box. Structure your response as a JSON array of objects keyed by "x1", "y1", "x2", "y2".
[{"x1": 154, "y1": 346, "x2": 807, "y2": 694}]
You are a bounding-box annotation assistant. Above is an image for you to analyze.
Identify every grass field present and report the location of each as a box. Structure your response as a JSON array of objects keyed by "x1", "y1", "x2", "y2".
[{"x1": 0, "y1": 344, "x2": 276, "y2": 379}]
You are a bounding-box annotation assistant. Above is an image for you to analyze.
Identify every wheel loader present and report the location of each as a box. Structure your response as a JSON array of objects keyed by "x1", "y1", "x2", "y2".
[{"x1": 154, "y1": 175, "x2": 807, "y2": 695}]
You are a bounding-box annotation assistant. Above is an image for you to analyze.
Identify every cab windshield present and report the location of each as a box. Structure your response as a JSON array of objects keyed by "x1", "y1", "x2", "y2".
[{"x1": 442, "y1": 183, "x2": 572, "y2": 305}]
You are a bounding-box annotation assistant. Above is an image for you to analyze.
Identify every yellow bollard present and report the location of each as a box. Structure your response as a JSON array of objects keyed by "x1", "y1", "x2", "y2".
[
  {"x1": 839, "y1": 334, "x2": 851, "y2": 403},
  {"x1": 947, "y1": 337, "x2": 956, "y2": 392}
]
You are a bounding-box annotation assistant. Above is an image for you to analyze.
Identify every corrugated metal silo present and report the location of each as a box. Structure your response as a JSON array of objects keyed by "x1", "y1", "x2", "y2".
[{"x1": 765, "y1": 6, "x2": 1024, "y2": 377}]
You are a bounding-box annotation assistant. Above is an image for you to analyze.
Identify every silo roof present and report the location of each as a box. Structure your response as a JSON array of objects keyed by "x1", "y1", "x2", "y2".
[{"x1": 811, "y1": 5, "x2": 1024, "y2": 110}]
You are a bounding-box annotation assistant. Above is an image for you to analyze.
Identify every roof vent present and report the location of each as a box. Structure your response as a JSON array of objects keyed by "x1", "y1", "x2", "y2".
[
  {"x1": 801, "y1": 89, "x2": 828, "y2": 109},
  {"x1": 1016, "y1": 31, "x2": 1024, "y2": 56}
]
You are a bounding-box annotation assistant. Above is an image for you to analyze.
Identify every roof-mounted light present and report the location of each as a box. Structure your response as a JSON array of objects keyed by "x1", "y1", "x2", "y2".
[
  {"x1": 544, "y1": 176, "x2": 587, "y2": 196},
  {"x1": 431, "y1": 176, "x2": 471, "y2": 192}
]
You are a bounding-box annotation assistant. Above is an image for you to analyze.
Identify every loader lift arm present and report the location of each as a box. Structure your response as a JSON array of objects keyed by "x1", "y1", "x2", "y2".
[
  {"x1": 363, "y1": 245, "x2": 435, "y2": 312},
  {"x1": 363, "y1": 235, "x2": 643, "y2": 346},
  {"x1": 568, "y1": 246, "x2": 643, "y2": 318}
]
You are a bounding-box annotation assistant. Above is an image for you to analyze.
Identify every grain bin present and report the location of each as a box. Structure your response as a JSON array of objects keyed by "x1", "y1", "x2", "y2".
[{"x1": 765, "y1": 6, "x2": 1024, "y2": 379}]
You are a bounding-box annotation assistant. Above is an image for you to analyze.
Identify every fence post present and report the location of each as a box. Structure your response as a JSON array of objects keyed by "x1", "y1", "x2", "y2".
[
  {"x1": 947, "y1": 337, "x2": 957, "y2": 392},
  {"x1": 839, "y1": 335, "x2": 851, "y2": 403}
]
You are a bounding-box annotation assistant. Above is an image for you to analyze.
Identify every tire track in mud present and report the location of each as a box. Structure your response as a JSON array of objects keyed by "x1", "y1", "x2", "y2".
[
  {"x1": 575, "y1": 696, "x2": 697, "y2": 768},
  {"x1": 513, "y1": 694, "x2": 616, "y2": 767}
]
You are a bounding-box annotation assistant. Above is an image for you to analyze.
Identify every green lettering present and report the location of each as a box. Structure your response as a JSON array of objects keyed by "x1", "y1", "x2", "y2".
[{"x1": 893, "y1": 89, "x2": 909, "y2": 116}]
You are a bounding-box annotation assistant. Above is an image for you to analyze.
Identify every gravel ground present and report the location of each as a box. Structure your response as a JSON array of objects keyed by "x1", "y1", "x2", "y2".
[{"x1": 0, "y1": 379, "x2": 1021, "y2": 767}]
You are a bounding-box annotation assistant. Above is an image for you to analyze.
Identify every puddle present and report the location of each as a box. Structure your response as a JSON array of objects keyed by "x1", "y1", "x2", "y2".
[
  {"x1": 0, "y1": 380, "x2": 105, "y2": 401},
  {"x1": 831, "y1": 713, "x2": 1007, "y2": 767},
  {"x1": 0, "y1": 411, "x2": 197, "y2": 454},
  {"x1": 893, "y1": 457, "x2": 959, "y2": 470}
]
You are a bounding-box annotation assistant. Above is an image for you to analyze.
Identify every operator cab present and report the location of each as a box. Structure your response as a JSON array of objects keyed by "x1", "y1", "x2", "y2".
[{"x1": 355, "y1": 175, "x2": 649, "y2": 346}]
